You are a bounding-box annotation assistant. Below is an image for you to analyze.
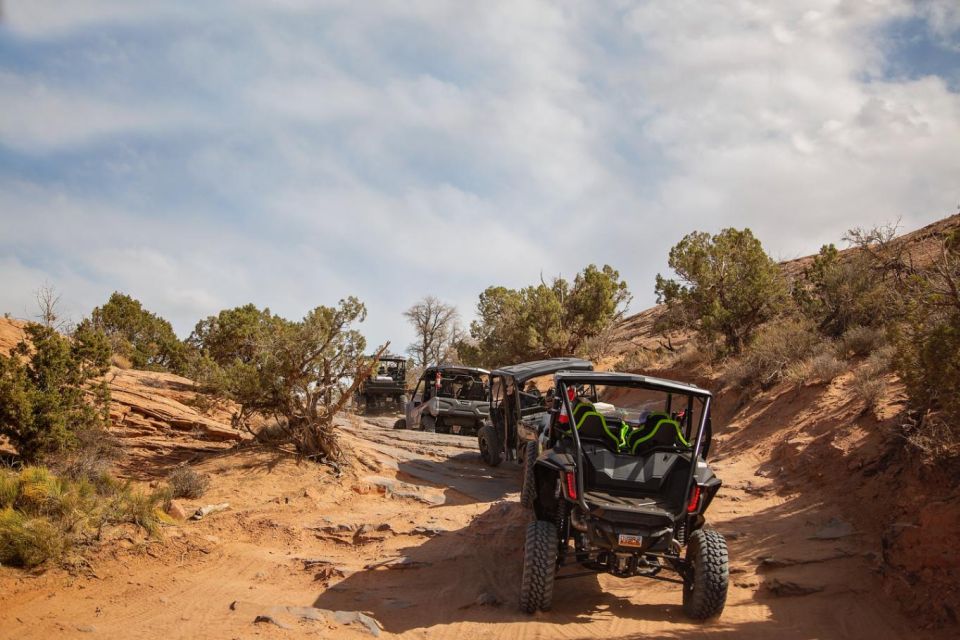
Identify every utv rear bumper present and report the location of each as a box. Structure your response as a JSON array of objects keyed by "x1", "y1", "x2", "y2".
[{"x1": 578, "y1": 491, "x2": 679, "y2": 552}]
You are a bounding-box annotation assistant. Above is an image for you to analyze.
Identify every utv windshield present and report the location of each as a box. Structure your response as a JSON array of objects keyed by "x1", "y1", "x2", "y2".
[{"x1": 372, "y1": 359, "x2": 405, "y2": 382}]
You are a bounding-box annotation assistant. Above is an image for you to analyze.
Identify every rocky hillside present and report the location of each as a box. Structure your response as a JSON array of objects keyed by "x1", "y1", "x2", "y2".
[
  {"x1": 608, "y1": 213, "x2": 960, "y2": 627},
  {"x1": 608, "y1": 213, "x2": 960, "y2": 360}
]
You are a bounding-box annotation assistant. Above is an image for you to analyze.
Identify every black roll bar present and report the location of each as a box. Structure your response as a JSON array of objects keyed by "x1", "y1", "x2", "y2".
[
  {"x1": 558, "y1": 381, "x2": 711, "y2": 517},
  {"x1": 682, "y1": 396, "x2": 711, "y2": 513},
  {"x1": 558, "y1": 382, "x2": 591, "y2": 512}
]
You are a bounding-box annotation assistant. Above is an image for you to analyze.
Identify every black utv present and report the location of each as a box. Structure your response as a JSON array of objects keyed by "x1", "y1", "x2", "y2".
[{"x1": 517, "y1": 370, "x2": 727, "y2": 620}]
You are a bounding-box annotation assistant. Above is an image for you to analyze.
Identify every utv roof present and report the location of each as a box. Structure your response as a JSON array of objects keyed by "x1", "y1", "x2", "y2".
[
  {"x1": 373, "y1": 354, "x2": 407, "y2": 362},
  {"x1": 490, "y1": 357, "x2": 594, "y2": 383},
  {"x1": 424, "y1": 364, "x2": 490, "y2": 375},
  {"x1": 555, "y1": 370, "x2": 711, "y2": 398}
]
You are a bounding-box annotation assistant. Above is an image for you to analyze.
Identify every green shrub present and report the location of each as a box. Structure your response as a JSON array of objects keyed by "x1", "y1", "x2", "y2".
[
  {"x1": 656, "y1": 228, "x2": 787, "y2": 353},
  {"x1": 167, "y1": 466, "x2": 210, "y2": 499},
  {"x1": 793, "y1": 243, "x2": 895, "y2": 337},
  {"x1": 108, "y1": 487, "x2": 171, "y2": 538},
  {"x1": 16, "y1": 466, "x2": 59, "y2": 514},
  {"x1": 85, "y1": 292, "x2": 189, "y2": 374},
  {"x1": 890, "y1": 233, "x2": 960, "y2": 455},
  {"x1": 0, "y1": 322, "x2": 111, "y2": 463},
  {"x1": 13, "y1": 466, "x2": 97, "y2": 531},
  {"x1": 191, "y1": 298, "x2": 384, "y2": 460},
  {"x1": 464, "y1": 265, "x2": 631, "y2": 366}
]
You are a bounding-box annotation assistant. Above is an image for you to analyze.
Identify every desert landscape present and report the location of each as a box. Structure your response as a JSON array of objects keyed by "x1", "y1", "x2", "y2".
[
  {"x1": 3, "y1": 4, "x2": 960, "y2": 638},
  {"x1": 1, "y1": 214, "x2": 958, "y2": 639},
  {"x1": 0, "y1": 366, "x2": 944, "y2": 639}
]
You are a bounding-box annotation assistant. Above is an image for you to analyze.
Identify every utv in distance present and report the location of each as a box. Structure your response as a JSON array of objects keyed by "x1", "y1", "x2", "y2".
[
  {"x1": 355, "y1": 355, "x2": 407, "y2": 413},
  {"x1": 517, "y1": 370, "x2": 727, "y2": 620},
  {"x1": 395, "y1": 365, "x2": 490, "y2": 435}
]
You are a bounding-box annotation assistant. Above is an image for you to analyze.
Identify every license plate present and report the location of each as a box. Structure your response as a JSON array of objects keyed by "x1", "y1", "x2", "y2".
[{"x1": 618, "y1": 534, "x2": 644, "y2": 548}]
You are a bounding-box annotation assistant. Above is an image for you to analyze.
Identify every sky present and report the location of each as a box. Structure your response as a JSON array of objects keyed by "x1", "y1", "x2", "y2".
[{"x1": 1, "y1": 0, "x2": 959, "y2": 354}]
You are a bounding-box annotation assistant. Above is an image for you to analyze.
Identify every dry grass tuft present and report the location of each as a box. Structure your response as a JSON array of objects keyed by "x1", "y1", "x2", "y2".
[
  {"x1": 617, "y1": 350, "x2": 654, "y2": 372},
  {"x1": 167, "y1": 466, "x2": 210, "y2": 500},
  {"x1": 852, "y1": 368, "x2": 887, "y2": 413},
  {"x1": 0, "y1": 466, "x2": 170, "y2": 567},
  {"x1": 839, "y1": 325, "x2": 886, "y2": 357},
  {"x1": 808, "y1": 353, "x2": 848, "y2": 383},
  {"x1": 723, "y1": 318, "x2": 819, "y2": 388},
  {"x1": 0, "y1": 507, "x2": 66, "y2": 567}
]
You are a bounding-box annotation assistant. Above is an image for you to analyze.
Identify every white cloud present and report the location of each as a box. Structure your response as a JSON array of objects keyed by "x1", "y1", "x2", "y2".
[
  {"x1": 0, "y1": 0, "x2": 958, "y2": 354},
  {"x1": 0, "y1": 73, "x2": 197, "y2": 151},
  {"x1": 617, "y1": 0, "x2": 960, "y2": 256},
  {"x1": 1, "y1": 1, "x2": 185, "y2": 37}
]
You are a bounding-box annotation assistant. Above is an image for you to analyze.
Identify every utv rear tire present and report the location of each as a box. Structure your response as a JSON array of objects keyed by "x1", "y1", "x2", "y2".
[
  {"x1": 682, "y1": 528, "x2": 729, "y2": 620},
  {"x1": 520, "y1": 442, "x2": 538, "y2": 510},
  {"x1": 478, "y1": 424, "x2": 501, "y2": 467},
  {"x1": 393, "y1": 418, "x2": 407, "y2": 430},
  {"x1": 519, "y1": 520, "x2": 558, "y2": 613},
  {"x1": 422, "y1": 416, "x2": 436, "y2": 433}
]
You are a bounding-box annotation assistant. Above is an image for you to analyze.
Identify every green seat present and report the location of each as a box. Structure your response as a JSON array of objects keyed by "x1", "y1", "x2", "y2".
[
  {"x1": 626, "y1": 413, "x2": 690, "y2": 454},
  {"x1": 569, "y1": 399, "x2": 629, "y2": 451}
]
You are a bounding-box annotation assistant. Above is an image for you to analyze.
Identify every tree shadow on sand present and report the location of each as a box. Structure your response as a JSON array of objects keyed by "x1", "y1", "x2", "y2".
[
  {"x1": 308, "y1": 498, "x2": 823, "y2": 637},
  {"x1": 311, "y1": 500, "x2": 680, "y2": 634}
]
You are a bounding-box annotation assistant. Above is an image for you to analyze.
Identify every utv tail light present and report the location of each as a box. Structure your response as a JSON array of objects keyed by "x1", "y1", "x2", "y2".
[
  {"x1": 564, "y1": 472, "x2": 578, "y2": 500},
  {"x1": 558, "y1": 412, "x2": 569, "y2": 425},
  {"x1": 686, "y1": 485, "x2": 702, "y2": 513},
  {"x1": 567, "y1": 387, "x2": 576, "y2": 401}
]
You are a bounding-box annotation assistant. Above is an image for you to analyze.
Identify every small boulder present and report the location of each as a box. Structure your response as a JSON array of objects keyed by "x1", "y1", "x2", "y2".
[
  {"x1": 765, "y1": 579, "x2": 825, "y2": 597},
  {"x1": 165, "y1": 500, "x2": 188, "y2": 521},
  {"x1": 475, "y1": 592, "x2": 500, "y2": 606},
  {"x1": 811, "y1": 517, "x2": 855, "y2": 540},
  {"x1": 253, "y1": 614, "x2": 291, "y2": 630}
]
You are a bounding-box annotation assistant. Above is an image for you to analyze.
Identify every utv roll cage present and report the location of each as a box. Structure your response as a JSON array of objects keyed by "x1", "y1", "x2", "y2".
[{"x1": 552, "y1": 371, "x2": 714, "y2": 531}]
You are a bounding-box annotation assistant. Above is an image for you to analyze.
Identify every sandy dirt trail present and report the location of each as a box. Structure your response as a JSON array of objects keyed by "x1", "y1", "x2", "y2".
[{"x1": 0, "y1": 416, "x2": 946, "y2": 639}]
